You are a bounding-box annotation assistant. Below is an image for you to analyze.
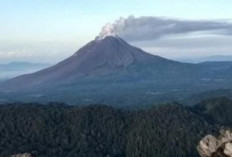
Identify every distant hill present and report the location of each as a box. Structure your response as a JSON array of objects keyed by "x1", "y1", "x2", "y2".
[
  {"x1": 178, "y1": 55, "x2": 232, "y2": 63},
  {"x1": 0, "y1": 62, "x2": 51, "y2": 80},
  {"x1": 201, "y1": 55, "x2": 232, "y2": 62},
  {"x1": 181, "y1": 88, "x2": 232, "y2": 106},
  {"x1": 192, "y1": 97, "x2": 232, "y2": 126},
  {"x1": 1, "y1": 36, "x2": 232, "y2": 108}
]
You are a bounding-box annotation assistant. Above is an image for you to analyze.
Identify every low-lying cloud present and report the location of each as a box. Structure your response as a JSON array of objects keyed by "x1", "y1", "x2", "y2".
[{"x1": 98, "y1": 16, "x2": 232, "y2": 41}]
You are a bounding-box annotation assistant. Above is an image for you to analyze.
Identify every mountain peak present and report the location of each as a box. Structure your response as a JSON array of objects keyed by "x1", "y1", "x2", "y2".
[
  {"x1": 96, "y1": 35, "x2": 120, "y2": 41},
  {"x1": 93, "y1": 36, "x2": 122, "y2": 45},
  {"x1": 95, "y1": 34, "x2": 117, "y2": 40},
  {"x1": 0, "y1": 36, "x2": 172, "y2": 90},
  {"x1": 71, "y1": 36, "x2": 163, "y2": 71}
]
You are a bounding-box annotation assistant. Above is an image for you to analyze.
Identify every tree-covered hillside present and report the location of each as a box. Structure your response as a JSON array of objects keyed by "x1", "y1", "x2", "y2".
[
  {"x1": 193, "y1": 97, "x2": 232, "y2": 127},
  {"x1": 0, "y1": 98, "x2": 231, "y2": 157}
]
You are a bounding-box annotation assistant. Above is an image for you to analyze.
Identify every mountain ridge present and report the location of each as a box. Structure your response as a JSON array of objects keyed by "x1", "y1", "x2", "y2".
[{"x1": 0, "y1": 62, "x2": 51, "y2": 81}]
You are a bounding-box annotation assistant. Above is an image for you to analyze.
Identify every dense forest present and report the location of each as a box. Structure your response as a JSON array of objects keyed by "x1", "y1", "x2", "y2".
[{"x1": 0, "y1": 97, "x2": 231, "y2": 157}]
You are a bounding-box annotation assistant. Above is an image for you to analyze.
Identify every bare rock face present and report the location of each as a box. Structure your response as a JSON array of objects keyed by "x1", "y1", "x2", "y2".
[
  {"x1": 10, "y1": 153, "x2": 32, "y2": 157},
  {"x1": 197, "y1": 129, "x2": 232, "y2": 157}
]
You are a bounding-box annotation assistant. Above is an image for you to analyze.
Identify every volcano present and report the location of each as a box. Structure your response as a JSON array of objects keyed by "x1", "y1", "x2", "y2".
[
  {"x1": 0, "y1": 36, "x2": 179, "y2": 89},
  {"x1": 1, "y1": 36, "x2": 232, "y2": 108}
]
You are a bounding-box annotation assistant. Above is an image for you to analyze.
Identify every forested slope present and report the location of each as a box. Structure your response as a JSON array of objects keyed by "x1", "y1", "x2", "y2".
[{"x1": 1, "y1": 98, "x2": 231, "y2": 157}]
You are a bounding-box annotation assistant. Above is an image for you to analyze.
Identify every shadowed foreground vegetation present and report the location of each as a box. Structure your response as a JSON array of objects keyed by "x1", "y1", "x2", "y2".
[{"x1": 0, "y1": 97, "x2": 232, "y2": 157}]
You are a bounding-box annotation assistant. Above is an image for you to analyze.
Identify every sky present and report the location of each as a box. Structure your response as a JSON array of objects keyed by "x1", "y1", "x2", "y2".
[{"x1": 0, "y1": 0, "x2": 232, "y2": 63}]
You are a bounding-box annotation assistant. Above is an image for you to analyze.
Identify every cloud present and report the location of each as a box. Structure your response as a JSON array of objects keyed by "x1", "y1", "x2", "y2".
[
  {"x1": 134, "y1": 35, "x2": 232, "y2": 59},
  {"x1": 98, "y1": 16, "x2": 232, "y2": 41}
]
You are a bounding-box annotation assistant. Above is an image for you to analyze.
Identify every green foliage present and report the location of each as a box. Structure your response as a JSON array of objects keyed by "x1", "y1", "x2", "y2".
[
  {"x1": 0, "y1": 98, "x2": 230, "y2": 157},
  {"x1": 193, "y1": 97, "x2": 232, "y2": 127},
  {"x1": 126, "y1": 105, "x2": 216, "y2": 157}
]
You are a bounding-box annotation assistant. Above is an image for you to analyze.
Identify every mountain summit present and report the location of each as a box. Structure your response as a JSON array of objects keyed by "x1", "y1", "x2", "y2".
[
  {"x1": 68, "y1": 36, "x2": 171, "y2": 72},
  {"x1": 0, "y1": 36, "x2": 174, "y2": 89},
  {"x1": 69, "y1": 36, "x2": 164, "y2": 72}
]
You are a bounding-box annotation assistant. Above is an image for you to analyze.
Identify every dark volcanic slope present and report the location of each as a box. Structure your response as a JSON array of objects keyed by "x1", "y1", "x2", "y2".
[
  {"x1": 1, "y1": 36, "x2": 232, "y2": 107},
  {"x1": 0, "y1": 36, "x2": 181, "y2": 90}
]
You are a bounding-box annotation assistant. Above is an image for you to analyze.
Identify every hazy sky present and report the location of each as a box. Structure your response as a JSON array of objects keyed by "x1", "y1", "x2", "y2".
[{"x1": 0, "y1": 0, "x2": 232, "y2": 63}]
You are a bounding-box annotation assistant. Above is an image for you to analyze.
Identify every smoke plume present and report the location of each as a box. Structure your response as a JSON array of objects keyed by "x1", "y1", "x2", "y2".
[{"x1": 97, "y1": 16, "x2": 232, "y2": 41}]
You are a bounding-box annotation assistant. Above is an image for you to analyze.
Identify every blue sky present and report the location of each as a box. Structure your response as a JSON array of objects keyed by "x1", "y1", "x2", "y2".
[{"x1": 0, "y1": 0, "x2": 232, "y2": 63}]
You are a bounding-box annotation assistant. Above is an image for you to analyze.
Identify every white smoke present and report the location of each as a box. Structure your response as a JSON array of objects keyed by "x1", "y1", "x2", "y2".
[
  {"x1": 97, "y1": 23, "x2": 116, "y2": 40},
  {"x1": 96, "y1": 17, "x2": 127, "y2": 40},
  {"x1": 96, "y1": 16, "x2": 232, "y2": 41}
]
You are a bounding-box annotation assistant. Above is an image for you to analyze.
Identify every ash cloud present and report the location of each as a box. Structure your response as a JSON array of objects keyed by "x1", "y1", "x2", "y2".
[{"x1": 97, "y1": 16, "x2": 232, "y2": 41}]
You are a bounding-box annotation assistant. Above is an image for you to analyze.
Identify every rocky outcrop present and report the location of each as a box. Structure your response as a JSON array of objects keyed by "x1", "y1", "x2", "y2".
[
  {"x1": 10, "y1": 153, "x2": 32, "y2": 157},
  {"x1": 197, "y1": 129, "x2": 232, "y2": 157}
]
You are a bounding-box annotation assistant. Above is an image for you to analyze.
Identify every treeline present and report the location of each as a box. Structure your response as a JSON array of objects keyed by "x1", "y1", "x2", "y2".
[{"x1": 0, "y1": 97, "x2": 231, "y2": 157}]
